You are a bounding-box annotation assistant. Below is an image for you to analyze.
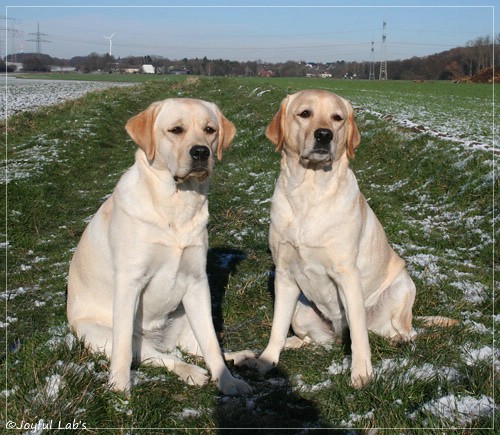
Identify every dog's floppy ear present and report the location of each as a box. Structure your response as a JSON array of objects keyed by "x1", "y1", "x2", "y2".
[
  {"x1": 266, "y1": 96, "x2": 289, "y2": 152},
  {"x1": 343, "y1": 100, "x2": 360, "y2": 159},
  {"x1": 125, "y1": 102, "x2": 162, "y2": 161},
  {"x1": 216, "y1": 109, "x2": 236, "y2": 161}
]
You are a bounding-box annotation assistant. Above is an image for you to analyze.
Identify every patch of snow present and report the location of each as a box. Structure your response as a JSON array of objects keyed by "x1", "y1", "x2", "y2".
[
  {"x1": 374, "y1": 358, "x2": 460, "y2": 385},
  {"x1": 1, "y1": 285, "x2": 39, "y2": 301},
  {"x1": 463, "y1": 319, "x2": 490, "y2": 334},
  {"x1": 293, "y1": 374, "x2": 332, "y2": 393},
  {"x1": 37, "y1": 374, "x2": 63, "y2": 402},
  {"x1": 0, "y1": 316, "x2": 18, "y2": 328},
  {"x1": 327, "y1": 357, "x2": 351, "y2": 375},
  {"x1": 112, "y1": 397, "x2": 133, "y2": 416},
  {"x1": 450, "y1": 281, "x2": 488, "y2": 304},
  {"x1": 409, "y1": 394, "x2": 495, "y2": 427},
  {"x1": 406, "y1": 253, "x2": 448, "y2": 286},
  {"x1": 177, "y1": 408, "x2": 202, "y2": 419},
  {"x1": 341, "y1": 409, "x2": 375, "y2": 428},
  {"x1": 461, "y1": 344, "x2": 498, "y2": 367},
  {"x1": 1, "y1": 386, "x2": 18, "y2": 398},
  {"x1": 2, "y1": 76, "x2": 136, "y2": 119}
]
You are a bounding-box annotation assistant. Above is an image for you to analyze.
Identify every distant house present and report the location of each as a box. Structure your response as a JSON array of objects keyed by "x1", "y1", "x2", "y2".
[
  {"x1": 142, "y1": 64, "x2": 155, "y2": 74},
  {"x1": 258, "y1": 69, "x2": 274, "y2": 77},
  {"x1": 6, "y1": 62, "x2": 22, "y2": 71},
  {"x1": 123, "y1": 67, "x2": 140, "y2": 74}
]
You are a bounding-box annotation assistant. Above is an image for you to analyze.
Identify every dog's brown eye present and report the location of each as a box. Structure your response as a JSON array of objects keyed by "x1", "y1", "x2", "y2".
[
  {"x1": 205, "y1": 126, "x2": 216, "y2": 134},
  {"x1": 332, "y1": 114, "x2": 344, "y2": 122},
  {"x1": 169, "y1": 126, "x2": 184, "y2": 134},
  {"x1": 298, "y1": 110, "x2": 312, "y2": 118}
]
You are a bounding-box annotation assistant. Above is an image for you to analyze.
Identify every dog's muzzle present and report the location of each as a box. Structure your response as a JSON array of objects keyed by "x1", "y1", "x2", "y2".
[
  {"x1": 174, "y1": 145, "x2": 211, "y2": 183},
  {"x1": 301, "y1": 128, "x2": 334, "y2": 165}
]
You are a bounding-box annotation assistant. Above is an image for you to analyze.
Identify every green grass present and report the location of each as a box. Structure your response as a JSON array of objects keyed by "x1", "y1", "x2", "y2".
[{"x1": 1, "y1": 76, "x2": 497, "y2": 432}]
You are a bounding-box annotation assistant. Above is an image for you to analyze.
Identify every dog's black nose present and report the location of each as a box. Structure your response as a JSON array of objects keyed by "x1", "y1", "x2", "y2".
[
  {"x1": 314, "y1": 128, "x2": 333, "y2": 145},
  {"x1": 190, "y1": 145, "x2": 210, "y2": 161}
]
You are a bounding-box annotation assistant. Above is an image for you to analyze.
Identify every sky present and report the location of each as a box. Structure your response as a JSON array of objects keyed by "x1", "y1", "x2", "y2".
[{"x1": 2, "y1": 1, "x2": 497, "y2": 63}]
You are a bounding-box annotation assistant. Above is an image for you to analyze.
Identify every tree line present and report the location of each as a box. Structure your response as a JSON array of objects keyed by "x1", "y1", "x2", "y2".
[{"x1": 5, "y1": 34, "x2": 498, "y2": 81}]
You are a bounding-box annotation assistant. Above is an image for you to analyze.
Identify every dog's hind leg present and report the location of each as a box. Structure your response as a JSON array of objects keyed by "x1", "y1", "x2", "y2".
[
  {"x1": 71, "y1": 319, "x2": 114, "y2": 357},
  {"x1": 290, "y1": 294, "x2": 336, "y2": 347},
  {"x1": 367, "y1": 269, "x2": 416, "y2": 342},
  {"x1": 137, "y1": 336, "x2": 210, "y2": 387},
  {"x1": 71, "y1": 319, "x2": 209, "y2": 388},
  {"x1": 71, "y1": 319, "x2": 132, "y2": 391}
]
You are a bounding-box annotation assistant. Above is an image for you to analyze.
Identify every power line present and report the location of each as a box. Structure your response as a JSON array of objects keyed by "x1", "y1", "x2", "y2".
[
  {"x1": 369, "y1": 41, "x2": 375, "y2": 80},
  {"x1": 26, "y1": 22, "x2": 51, "y2": 54},
  {"x1": 379, "y1": 20, "x2": 387, "y2": 80},
  {"x1": 0, "y1": 15, "x2": 21, "y2": 59}
]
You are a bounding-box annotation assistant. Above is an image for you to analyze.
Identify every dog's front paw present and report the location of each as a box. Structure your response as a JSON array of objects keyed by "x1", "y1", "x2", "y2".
[
  {"x1": 108, "y1": 367, "x2": 132, "y2": 395},
  {"x1": 225, "y1": 350, "x2": 258, "y2": 366},
  {"x1": 350, "y1": 361, "x2": 373, "y2": 389},
  {"x1": 240, "y1": 356, "x2": 277, "y2": 375},
  {"x1": 177, "y1": 363, "x2": 210, "y2": 386},
  {"x1": 218, "y1": 372, "x2": 252, "y2": 396}
]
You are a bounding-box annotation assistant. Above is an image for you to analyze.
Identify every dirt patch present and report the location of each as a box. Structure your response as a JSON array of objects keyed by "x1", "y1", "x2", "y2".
[{"x1": 454, "y1": 67, "x2": 499, "y2": 84}]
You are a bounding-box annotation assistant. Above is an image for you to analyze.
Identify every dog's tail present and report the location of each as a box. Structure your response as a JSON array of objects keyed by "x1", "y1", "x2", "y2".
[{"x1": 416, "y1": 316, "x2": 459, "y2": 327}]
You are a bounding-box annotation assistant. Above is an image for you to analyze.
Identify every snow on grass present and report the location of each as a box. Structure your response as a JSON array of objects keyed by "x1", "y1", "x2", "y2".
[
  {"x1": 293, "y1": 374, "x2": 333, "y2": 393},
  {"x1": 0, "y1": 316, "x2": 18, "y2": 328},
  {"x1": 450, "y1": 281, "x2": 489, "y2": 304},
  {"x1": 408, "y1": 394, "x2": 495, "y2": 427},
  {"x1": 36, "y1": 374, "x2": 64, "y2": 403},
  {"x1": 1, "y1": 285, "x2": 40, "y2": 301},
  {"x1": 461, "y1": 344, "x2": 499, "y2": 367},
  {"x1": 2, "y1": 76, "x2": 136, "y2": 119},
  {"x1": 375, "y1": 358, "x2": 461, "y2": 385},
  {"x1": 176, "y1": 408, "x2": 202, "y2": 419},
  {"x1": 4, "y1": 79, "x2": 494, "y2": 430},
  {"x1": 340, "y1": 409, "x2": 375, "y2": 428},
  {"x1": 293, "y1": 354, "x2": 493, "y2": 427},
  {"x1": 292, "y1": 356, "x2": 461, "y2": 394},
  {"x1": 352, "y1": 87, "x2": 494, "y2": 151},
  {"x1": 3, "y1": 135, "x2": 63, "y2": 184}
]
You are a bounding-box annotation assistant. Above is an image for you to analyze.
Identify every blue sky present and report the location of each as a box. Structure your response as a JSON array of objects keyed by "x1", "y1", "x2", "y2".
[{"x1": 3, "y1": 1, "x2": 497, "y2": 63}]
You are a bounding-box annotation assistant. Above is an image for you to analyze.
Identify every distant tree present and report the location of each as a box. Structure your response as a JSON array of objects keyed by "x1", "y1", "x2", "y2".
[
  {"x1": 80, "y1": 52, "x2": 115, "y2": 73},
  {"x1": 124, "y1": 56, "x2": 140, "y2": 66},
  {"x1": 496, "y1": 33, "x2": 500, "y2": 68},
  {"x1": 277, "y1": 60, "x2": 306, "y2": 77},
  {"x1": 467, "y1": 34, "x2": 494, "y2": 74},
  {"x1": 22, "y1": 55, "x2": 51, "y2": 72}
]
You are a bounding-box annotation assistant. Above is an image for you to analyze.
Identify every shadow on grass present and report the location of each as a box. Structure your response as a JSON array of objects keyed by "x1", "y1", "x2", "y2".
[
  {"x1": 207, "y1": 255, "x2": 339, "y2": 432},
  {"x1": 212, "y1": 366, "x2": 332, "y2": 433},
  {"x1": 207, "y1": 247, "x2": 247, "y2": 340}
]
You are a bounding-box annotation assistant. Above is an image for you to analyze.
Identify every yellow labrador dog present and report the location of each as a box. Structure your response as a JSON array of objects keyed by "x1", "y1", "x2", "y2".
[
  {"x1": 67, "y1": 98, "x2": 251, "y2": 395},
  {"x1": 241, "y1": 89, "x2": 450, "y2": 389}
]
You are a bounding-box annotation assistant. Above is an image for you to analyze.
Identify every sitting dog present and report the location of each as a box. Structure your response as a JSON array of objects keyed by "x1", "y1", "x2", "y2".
[
  {"x1": 67, "y1": 98, "x2": 251, "y2": 395},
  {"x1": 240, "y1": 89, "x2": 455, "y2": 388}
]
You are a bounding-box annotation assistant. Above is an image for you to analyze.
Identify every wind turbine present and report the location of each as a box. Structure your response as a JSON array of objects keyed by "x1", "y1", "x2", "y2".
[{"x1": 104, "y1": 33, "x2": 115, "y2": 56}]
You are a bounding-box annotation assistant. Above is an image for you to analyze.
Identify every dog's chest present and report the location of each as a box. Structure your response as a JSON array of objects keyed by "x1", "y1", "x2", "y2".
[
  {"x1": 281, "y1": 243, "x2": 343, "y2": 318},
  {"x1": 273, "y1": 203, "x2": 349, "y2": 253},
  {"x1": 139, "y1": 245, "x2": 206, "y2": 321}
]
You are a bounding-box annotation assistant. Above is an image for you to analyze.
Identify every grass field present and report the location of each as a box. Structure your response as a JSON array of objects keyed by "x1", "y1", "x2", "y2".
[{"x1": 1, "y1": 75, "x2": 497, "y2": 433}]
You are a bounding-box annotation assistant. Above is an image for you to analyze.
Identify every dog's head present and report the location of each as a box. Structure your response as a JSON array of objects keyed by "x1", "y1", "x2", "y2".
[
  {"x1": 266, "y1": 89, "x2": 360, "y2": 166},
  {"x1": 125, "y1": 98, "x2": 236, "y2": 183}
]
